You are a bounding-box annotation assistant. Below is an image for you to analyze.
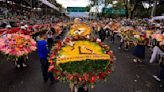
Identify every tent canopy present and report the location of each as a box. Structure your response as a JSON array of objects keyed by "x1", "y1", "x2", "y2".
[
  {"x1": 2, "y1": 0, "x2": 59, "y2": 11},
  {"x1": 152, "y1": 16, "x2": 164, "y2": 20},
  {"x1": 39, "y1": 0, "x2": 59, "y2": 11}
]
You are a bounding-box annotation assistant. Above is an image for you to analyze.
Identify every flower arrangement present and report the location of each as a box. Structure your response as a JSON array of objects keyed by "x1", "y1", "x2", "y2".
[
  {"x1": 0, "y1": 34, "x2": 37, "y2": 59},
  {"x1": 160, "y1": 41, "x2": 164, "y2": 46},
  {"x1": 48, "y1": 36, "x2": 115, "y2": 87},
  {"x1": 119, "y1": 27, "x2": 147, "y2": 46},
  {"x1": 152, "y1": 34, "x2": 164, "y2": 42},
  {"x1": 69, "y1": 23, "x2": 91, "y2": 37},
  {"x1": 120, "y1": 27, "x2": 135, "y2": 42},
  {"x1": 133, "y1": 34, "x2": 146, "y2": 43},
  {"x1": 110, "y1": 22, "x2": 120, "y2": 31},
  {"x1": 145, "y1": 30, "x2": 153, "y2": 38}
]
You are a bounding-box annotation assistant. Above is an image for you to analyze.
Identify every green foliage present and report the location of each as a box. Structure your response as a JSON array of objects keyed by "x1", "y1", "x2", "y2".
[
  {"x1": 59, "y1": 60, "x2": 110, "y2": 75},
  {"x1": 156, "y1": 4, "x2": 164, "y2": 16}
]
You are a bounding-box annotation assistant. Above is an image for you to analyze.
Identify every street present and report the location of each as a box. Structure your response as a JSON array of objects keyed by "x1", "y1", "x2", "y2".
[{"x1": 0, "y1": 32, "x2": 164, "y2": 92}]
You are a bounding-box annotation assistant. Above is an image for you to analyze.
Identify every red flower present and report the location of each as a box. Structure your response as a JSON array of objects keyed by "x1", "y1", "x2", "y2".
[
  {"x1": 89, "y1": 76, "x2": 96, "y2": 83},
  {"x1": 99, "y1": 72, "x2": 108, "y2": 79},
  {"x1": 65, "y1": 37, "x2": 70, "y2": 42},
  {"x1": 73, "y1": 36, "x2": 78, "y2": 40},
  {"x1": 83, "y1": 74, "x2": 89, "y2": 81},
  {"x1": 54, "y1": 69, "x2": 59, "y2": 74},
  {"x1": 50, "y1": 54, "x2": 56, "y2": 59},
  {"x1": 93, "y1": 38, "x2": 97, "y2": 42},
  {"x1": 110, "y1": 60, "x2": 113, "y2": 64},
  {"x1": 79, "y1": 77, "x2": 82, "y2": 82},
  {"x1": 110, "y1": 58, "x2": 113, "y2": 62},
  {"x1": 104, "y1": 73, "x2": 108, "y2": 77},
  {"x1": 57, "y1": 41, "x2": 62, "y2": 46},
  {"x1": 98, "y1": 72, "x2": 104, "y2": 80},
  {"x1": 61, "y1": 72, "x2": 65, "y2": 76},
  {"x1": 48, "y1": 65, "x2": 54, "y2": 71},
  {"x1": 104, "y1": 46, "x2": 109, "y2": 50},
  {"x1": 55, "y1": 76, "x2": 60, "y2": 80},
  {"x1": 49, "y1": 59, "x2": 53, "y2": 64},
  {"x1": 107, "y1": 69, "x2": 113, "y2": 73},
  {"x1": 67, "y1": 74, "x2": 74, "y2": 80},
  {"x1": 98, "y1": 42, "x2": 103, "y2": 47},
  {"x1": 106, "y1": 51, "x2": 112, "y2": 55}
]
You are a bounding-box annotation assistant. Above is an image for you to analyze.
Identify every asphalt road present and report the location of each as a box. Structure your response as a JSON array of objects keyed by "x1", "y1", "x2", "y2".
[{"x1": 0, "y1": 30, "x2": 164, "y2": 92}]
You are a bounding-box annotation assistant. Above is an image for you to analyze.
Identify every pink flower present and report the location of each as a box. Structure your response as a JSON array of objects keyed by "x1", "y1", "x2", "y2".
[
  {"x1": 0, "y1": 34, "x2": 37, "y2": 57},
  {"x1": 160, "y1": 41, "x2": 164, "y2": 46},
  {"x1": 152, "y1": 34, "x2": 161, "y2": 39},
  {"x1": 30, "y1": 46, "x2": 37, "y2": 51}
]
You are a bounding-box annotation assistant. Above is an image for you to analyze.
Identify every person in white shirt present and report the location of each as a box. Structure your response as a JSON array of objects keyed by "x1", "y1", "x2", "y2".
[
  {"x1": 150, "y1": 46, "x2": 164, "y2": 63},
  {"x1": 46, "y1": 29, "x2": 53, "y2": 50},
  {"x1": 150, "y1": 44, "x2": 164, "y2": 82}
]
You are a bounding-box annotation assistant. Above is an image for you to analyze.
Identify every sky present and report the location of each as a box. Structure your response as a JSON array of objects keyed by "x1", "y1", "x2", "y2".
[{"x1": 56, "y1": 0, "x2": 90, "y2": 8}]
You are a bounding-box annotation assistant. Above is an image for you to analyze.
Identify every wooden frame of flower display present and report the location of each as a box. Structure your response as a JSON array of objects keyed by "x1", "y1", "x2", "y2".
[{"x1": 48, "y1": 36, "x2": 115, "y2": 92}]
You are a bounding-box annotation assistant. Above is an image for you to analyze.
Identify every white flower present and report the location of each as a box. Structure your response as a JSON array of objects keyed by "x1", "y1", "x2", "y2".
[
  {"x1": 86, "y1": 35, "x2": 90, "y2": 39},
  {"x1": 96, "y1": 38, "x2": 101, "y2": 42},
  {"x1": 67, "y1": 41, "x2": 74, "y2": 47},
  {"x1": 134, "y1": 35, "x2": 140, "y2": 39}
]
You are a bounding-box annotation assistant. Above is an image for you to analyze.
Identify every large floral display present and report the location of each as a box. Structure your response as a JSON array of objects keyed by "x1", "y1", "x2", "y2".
[
  {"x1": 69, "y1": 23, "x2": 91, "y2": 37},
  {"x1": 49, "y1": 36, "x2": 114, "y2": 89},
  {"x1": 69, "y1": 18, "x2": 91, "y2": 37},
  {"x1": 49, "y1": 19, "x2": 115, "y2": 91},
  {"x1": 152, "y1": 33, "x2": 164, "y2": 46},
  {"x1": 0, "y1": 34, "x2": 37, "y2": 59}
]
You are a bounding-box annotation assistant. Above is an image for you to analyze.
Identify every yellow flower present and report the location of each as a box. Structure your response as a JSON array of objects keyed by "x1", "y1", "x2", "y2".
[
  {"x1": 56, "y1": 41, "x2": 109, "y2": 65},
  {"x1": 69, "y1": 23, "x2": 91, "y2": 37}
]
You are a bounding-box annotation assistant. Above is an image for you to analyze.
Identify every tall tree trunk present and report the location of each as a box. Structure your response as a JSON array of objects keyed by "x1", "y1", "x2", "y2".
[
  {"x1": 151, "y1": 0, "x2": 157, "y2": 17},
  {"x1": 124, "y1": 0, "x2": 129, "y2": 19},
  {"x1": 130, "y1": 3, "x2": 137, "y2": 19}
]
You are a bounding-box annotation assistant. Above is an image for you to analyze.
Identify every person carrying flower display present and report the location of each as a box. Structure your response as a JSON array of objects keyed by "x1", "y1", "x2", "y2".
[
  {"x1": 110, "y1": 29, "x2": 116, "y2": 43},
  {"x1": 104, "y1": 24, "x2": 110, "y2": 39},
  {"x1": 18, "y1": 26, "x2": 26, "y2": 34},
  {"x1": 133, "y1": 33, "x2": 147, "y2": 63},
  {"x1": 98, "y1": 27, "x2": 106, "y2": 42},
  {"x1": 15, "y1": 55, "x2": 28, "y2": 68},
  {"x1": 37, "y1": 33, "x2": 54, "y2": 84},
  {"x1": 118, "y1": 34, "x2": 128, "y2": 50},
  {"x1": 46, "y1": 29, "x2": 53, "y2": 50}
]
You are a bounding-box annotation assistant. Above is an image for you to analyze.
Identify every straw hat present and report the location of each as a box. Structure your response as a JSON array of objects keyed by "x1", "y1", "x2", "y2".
[
  {"x1": 20, "y1": 26, "x2": 26, "y2": 29},
  {"x1": 6, "y1": 25, "x2": 11, "y2": 28}
]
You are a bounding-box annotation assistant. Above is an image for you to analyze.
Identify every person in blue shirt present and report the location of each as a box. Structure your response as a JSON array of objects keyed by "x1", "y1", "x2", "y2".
[{"x1": 37, "y1": 33, "x2": 54, "y2": 84}]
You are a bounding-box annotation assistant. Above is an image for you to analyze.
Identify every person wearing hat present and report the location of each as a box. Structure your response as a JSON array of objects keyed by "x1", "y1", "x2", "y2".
[
  {"x1": 24, "y1": 24, "x2": 31, "y2": 35},
  {"x1": 6, "y1": 24, "x2": 11, "y2": 29},
  {"x1": 19, "y1": 25, "x2": 26, "y2": 34},
  {"x1": 0, "y1": 24, "x2": 11, "y2": 37},
  {"x1": 133, "y1": 33, "x2": 147, "y2": 63}
]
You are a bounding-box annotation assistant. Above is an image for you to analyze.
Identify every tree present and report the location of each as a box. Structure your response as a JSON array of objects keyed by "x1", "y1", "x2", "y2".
[
  {"x1": 89, "y1": 0, "x2": 163, "y2": 18},
  {"x1": 151, "y1": 0, "x2": 157, "y2": 17},
  {"x1": 49, "y1": 0, "x2": 63, "y2": 9}
]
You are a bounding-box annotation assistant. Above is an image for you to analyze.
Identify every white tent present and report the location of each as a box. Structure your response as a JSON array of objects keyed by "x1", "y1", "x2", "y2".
[
  {"x1": 152, "y1": 16, "x2": 164, "y2": 20},
  {"x1": 39, "y1": 0, "x2": 59, "y2": 11}
]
